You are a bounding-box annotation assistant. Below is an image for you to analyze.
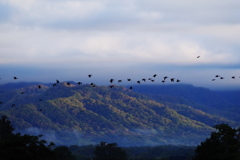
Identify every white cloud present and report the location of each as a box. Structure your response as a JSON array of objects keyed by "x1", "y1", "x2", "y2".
[{"x1": 0, "y1": 0, "x2": 240, "y2": 88}]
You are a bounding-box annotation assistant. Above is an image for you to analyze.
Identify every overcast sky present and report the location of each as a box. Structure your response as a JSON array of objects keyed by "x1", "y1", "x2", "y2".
[{"x1": 0, "y1": 0, "x2": 240, "y2": 89}]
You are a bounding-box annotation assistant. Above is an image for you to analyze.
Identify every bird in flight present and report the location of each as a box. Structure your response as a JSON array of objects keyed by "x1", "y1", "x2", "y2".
[
  {"x1": 176, "y1": 79, "x2": 180, "y2": 82},
  {"x1": 14, "y1": 77, "x2": 18, "y2": 79},
  {"x1": 215, "y1": 75, "x2": 220, "y2": 78},
  {"x1": 163, "y1": 76, "x2": 168, "y2": 80},
  {"x1": 110, "y1": 79, "x2": 114, "y2": 83},
  {"x1": 170, "y1": 78, "x2": 175, "y2": 82},
  {"x1": 88, "y1": 74, "x2": 92, "y2": 78},
  {"x1": 127, "y1": 78, "x2": 131, "y2": 81},
  {"x1": 232, "y1": 76, "x2": 235, "y2": 79},
  {"x1": 77, "y1": 82, "x2": 82, "y2": 85},
  {"x1": 129, "y1": 86, "x2": 133, "y2": 89},
  {"x1": 197, "y1": 55, "x2": 200, "y2": 58},
  {"x1": 153, "y1": 74, "x2": 157, "y2": 77},
  {"x1": 118, "y1": 80, "x2": 122, "y2": 83},
  {"x1": 56, "y1": 80, "x2": 60, "y2": 83}
]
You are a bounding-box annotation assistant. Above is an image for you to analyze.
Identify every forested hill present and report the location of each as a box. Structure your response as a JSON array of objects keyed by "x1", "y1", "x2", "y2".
[
  {"x1": 0, "y1": 82, "x2": 239, "y2": 146},
  {"x1": 130, "y1": 84, "x2": 240, "y2": 123}
]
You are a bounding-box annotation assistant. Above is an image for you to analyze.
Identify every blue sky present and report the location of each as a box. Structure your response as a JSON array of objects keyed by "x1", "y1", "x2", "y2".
[{"x1": 0, "y1": 0, "x2": 240, "y2": 90}]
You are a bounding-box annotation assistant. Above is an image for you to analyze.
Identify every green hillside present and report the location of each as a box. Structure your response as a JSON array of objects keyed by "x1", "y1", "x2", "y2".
[{"x1": 0, "y1": 82, "x2": 237, "y2": 146}]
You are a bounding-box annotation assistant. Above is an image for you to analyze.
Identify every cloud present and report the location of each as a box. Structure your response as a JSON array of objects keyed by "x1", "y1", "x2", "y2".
[{"x1": 0, "y1": 0, "x2": 240, "y2": 89}]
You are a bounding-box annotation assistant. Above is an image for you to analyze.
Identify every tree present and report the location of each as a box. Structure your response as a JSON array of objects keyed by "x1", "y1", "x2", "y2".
[
  {"x1": 0, "y1": 115, "x2": 55, "y2": 160},
  {"x1": 193, "y1": 123, "x2": 240, "y2": 160},
  {"x1": 93, "y1": 141, "x2": 128, "y2": 160},
  {"x1": 0, "y1": 115, "x2": 14, "y2": 140},
  {"x1": 53, "y1": 146, "x2": 75, "y2": 160}
]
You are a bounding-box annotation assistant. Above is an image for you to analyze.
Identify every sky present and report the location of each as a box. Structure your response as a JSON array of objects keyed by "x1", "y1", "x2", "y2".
[{"x1": 0, "y1": 0, "x2": 240, "y2": 90}]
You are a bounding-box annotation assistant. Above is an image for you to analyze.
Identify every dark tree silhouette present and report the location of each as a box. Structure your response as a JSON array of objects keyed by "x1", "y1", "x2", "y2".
[
  {"x1": 53, "y1": 146, "x2": 75, "y2": 160},
  {"x1": 0, "y1": 115, "x2": 55, "y2": 160},
  {"x1": 0, "y1": 115, "x2": 14, "y2": 140},
  {"x1": 193, "y1": 124, "x2": 240, "y2": 160},
  {"x1": 93, "y1": 141, "x2": 127, "y2": 160}
]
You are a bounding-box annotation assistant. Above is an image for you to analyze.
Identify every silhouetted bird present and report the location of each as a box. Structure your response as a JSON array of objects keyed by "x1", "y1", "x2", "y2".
[
  {"x1": 127, "y1": 78, "x2": 131, "y2": 81},
  {"x1": 77, "y1": 82, "x2": 82, "y2": 85},
  {"x1": 130, "y1": 86, "x2": 133, "y2": 89},
  {"x1": 38, "y1": 85, "x2": 41, "y2": 89},
  {"x1": 67, "y1": 82, "x2": 71, "y2": 85},
  {"x1": 118, "y1": 80, "x2": 122, "y2": 83},
  {"x1": 56, "y1": 80, "x2": 60, "y2": 83},
  {"x1": 170, "y1": 78, "x2": 175, "y2": 82},
  {"x1": 212, "y1": 79, "x2": 216, "y2": 81},
  {"x1": 176, "y1": 79, "x2": 180, "y2": 82},
  {"x1": 220, "y1": 77, "x2": 224, "y2": 79},
  {"x1": 197, "y1": 55, "x2": 200, "y2": 58},
  {"x1": 148, "y1": 78, "x2": 152, "y2": 80},
  {"x1": 162, "y1": 80, "x2": 165, "y2": 83},
  {"x1": 137, "y1": 81, "x2": 141, "y2": 84},
  {"x1": 215, "y1": 75, "x2": 220, "y2": 77},
  {"x1": 110, "y1": 85, "x2": 114, "y2": 88},
  {"x1": 110, "y1": 79, "x2": 114, "y2": 83},
  {"x1": 232, "y1": 76, "x2": 235, "y2": 79},
  {"x1": 153, "y1": 74, "x2": 157, "y2": 77},
  {"x1": 163, "y1": 76, "x2": 168, "y2": 80},
  {"x1": 90, "y1": 83, "x2": 96, "y2": 87},
  {"x1": 151, "y1": 79, "x2": 155, "y2": 82},
  {"x1": 142, "y1": 79, "x2": 146, "y2": 82},
  {"x1": 13, "y1": 77, "x2": 18, "y2": 79},
  {"x1": 88, "y1": 74, "x2": 92, "y2": 78}
]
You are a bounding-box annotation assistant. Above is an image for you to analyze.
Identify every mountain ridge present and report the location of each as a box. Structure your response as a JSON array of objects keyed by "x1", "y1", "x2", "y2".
[{"x1": 0, "y1": 82, "x2": 239, "y2": 146}]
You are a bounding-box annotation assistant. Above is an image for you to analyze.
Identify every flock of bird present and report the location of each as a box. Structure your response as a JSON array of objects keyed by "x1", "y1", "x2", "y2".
[{"x1": 0, "y1": 55, "x2": 239, "y2": 109}]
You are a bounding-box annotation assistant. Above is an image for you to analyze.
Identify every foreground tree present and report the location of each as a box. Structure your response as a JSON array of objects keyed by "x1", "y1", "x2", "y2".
[
  {"x1": 193, "y1": 123, "x2": 240, "y2": 160},
  {"x1": 0, "y1": 115, "x2": 14, "y2": 140},
  {"x1": 93, "y1": 141, "x2": 128, "y2": 160},
  {"x1": 0, "y1": 115, "x2": 55, "y2": 160},
  {"x1": 53, "y1": 146, "x2": 75, "y2": 160}
]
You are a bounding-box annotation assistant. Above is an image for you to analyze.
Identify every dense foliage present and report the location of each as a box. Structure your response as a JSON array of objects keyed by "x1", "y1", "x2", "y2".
[
  {"x1": 0, "y1": 115, "x2": 55, "y2": 160},
  {"x1": 0, "y1": 82, "x2": 239, "y2": 146},
  {"x1": 193, "y1": 124, "x2": 240, "y2": 160}
]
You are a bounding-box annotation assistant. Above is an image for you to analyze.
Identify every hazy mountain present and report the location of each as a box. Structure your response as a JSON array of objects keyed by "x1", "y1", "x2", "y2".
[{"x1": 0, "y1": 82, "x2": 239, "y2": 146}]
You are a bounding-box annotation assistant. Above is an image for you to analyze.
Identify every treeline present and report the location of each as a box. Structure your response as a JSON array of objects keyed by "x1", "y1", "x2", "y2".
[
  {"x1": 0, "y1": 114, "x2": 194, "y2": 160},
  {"x1": 2, "y1": 115, "x2": 240, "y2": 160},
  {"x1": 69, "y1": 144, "x2": 195, "y2": 160}
]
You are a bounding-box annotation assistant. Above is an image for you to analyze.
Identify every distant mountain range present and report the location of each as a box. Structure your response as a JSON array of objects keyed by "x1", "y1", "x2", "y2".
[{"x1": 0, "y1": 82, "x2": 239, "y2": 146}]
